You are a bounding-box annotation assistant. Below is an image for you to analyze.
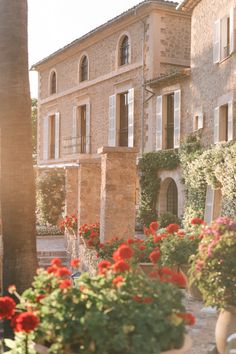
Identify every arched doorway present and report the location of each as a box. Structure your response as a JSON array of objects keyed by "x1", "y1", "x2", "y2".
[
  {"x1": 158, "y1": 177, "x2": 179, "y2": 216},
  {"x1": 166, "y1": 179, "x2": 178, "y2": 216}
]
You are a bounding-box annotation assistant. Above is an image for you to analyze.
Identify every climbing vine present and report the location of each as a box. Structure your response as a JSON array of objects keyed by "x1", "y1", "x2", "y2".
[{"x1": 138, "y1": 149, "x2": 180, "y2": 226}]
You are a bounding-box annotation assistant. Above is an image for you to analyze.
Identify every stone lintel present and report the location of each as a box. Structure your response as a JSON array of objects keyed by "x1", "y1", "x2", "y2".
[{"x1": 98, "y1": 146, "x2": 139, "y2": 155}]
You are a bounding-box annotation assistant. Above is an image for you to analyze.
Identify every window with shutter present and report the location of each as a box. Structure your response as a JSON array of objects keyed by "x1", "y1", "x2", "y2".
[
  {"x1": 43, "y1": 117, "x2": 49, "y2": 160},
  {"x1": 174, "y1": 90, "x2": 181, "y2": 148},
  {"x1": 54, "y1": 112, "x2": 60, "y2": 159},
  {"x1": 193, "y1": 112, "x2": 204, "y2": 131},
  {"x1": 227, "y1": 101, "x2": 233, "y2": 141},
  {"x1": 230, "y1": 7, "x2": 236, "y2": 54},
  {"x1": 213, "y1": 20, "x2": 221, "y2": 63},
  {"x1": 108, "y1": 95, "x2": 116, "y2": 147},
  {"x1": 214, "y1": 107, "x2": 220, "y2": 143},
  {"x1": 156, "y1": 95, "x2": 163, "y2": 151},
  {"x1": 128, "y1": 88, "x2": 134, "y2": 147},
  {"x1": 72, "y1": 106, "x2": 78, "y2": 154},
  {"x1": 86, "y1": 103, "x2": 91, "y2": 153}
]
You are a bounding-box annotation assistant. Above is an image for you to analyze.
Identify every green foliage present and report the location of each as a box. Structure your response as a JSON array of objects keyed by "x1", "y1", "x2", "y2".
[
  {"x1": 179, "y1": 134, "x2": 206, "y2": 227},
  {"x1": 36, "y1": 170, "x2": 65, "y2": 226},
  {"x1": 36, "y1": 225, "x2": 64, "y2": 236},
  {"x1": 31, "y1": 99, "x2": 37, "y2": 165},
  {"x1": 189, "y1": 217, "x2": 236, "y2": 309},
  {"x1": 158, "y1": 212, "x2": 181, "y2": 228},
  {"x1": 138, "y1": 149, "x2": 180, "y2": 226},
  {"x1": 20, "y1": 266, "x2": 187, "y2": 353}
]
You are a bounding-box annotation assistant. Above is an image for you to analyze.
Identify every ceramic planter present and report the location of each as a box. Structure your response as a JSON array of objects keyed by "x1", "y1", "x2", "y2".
[
  {"x1": 215, "y1": 307, "x2": 236, "y2": 354},
  {"x1": 180, "y1": 265, "x2": 202, "y2": 301}
]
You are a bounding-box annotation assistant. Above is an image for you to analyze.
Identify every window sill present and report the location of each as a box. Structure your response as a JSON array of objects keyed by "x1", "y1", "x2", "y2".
[{"x1": 218, "y1": 53, "x2": 232, "y2": 64}]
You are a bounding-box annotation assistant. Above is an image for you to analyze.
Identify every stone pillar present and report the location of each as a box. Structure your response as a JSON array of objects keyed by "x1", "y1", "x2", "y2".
[
  {"x1": 65, "y1": 167, "x2": 79, "y2": 216},
  {"x1": 78, "y1": 155, "x2": 101, "y2": 226},
  {"x1": 98, "y1": 146, "x2": 138, "y2": 242}
]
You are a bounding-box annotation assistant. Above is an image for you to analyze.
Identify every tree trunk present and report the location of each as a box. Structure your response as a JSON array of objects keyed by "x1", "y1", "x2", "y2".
[{"x1": 0, "y1": 0, "x2": 37, "y2": 294}]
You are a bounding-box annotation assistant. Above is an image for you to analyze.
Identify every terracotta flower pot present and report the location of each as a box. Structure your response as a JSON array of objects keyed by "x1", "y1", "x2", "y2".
[
  {"x1": 139, "y1": 262, "x2": 157, "y2": 276},
  {"x1": 180, "y1": 265, "x2": 202, "y2": 301},
  {"x1": 215, "y1": 307, "x2": 236, "y2": 354}
]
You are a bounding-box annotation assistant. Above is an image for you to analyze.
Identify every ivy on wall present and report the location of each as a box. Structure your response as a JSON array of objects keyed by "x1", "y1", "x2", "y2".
[{"x1": 138, "y1": 149, "x2": 180, "y2": 226}]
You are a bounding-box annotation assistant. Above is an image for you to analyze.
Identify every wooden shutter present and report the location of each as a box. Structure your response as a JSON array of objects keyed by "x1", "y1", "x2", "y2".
[
  {"x1": 214, "y1": 107, "x2": 220, "y2": 143},
  {"x1": 230, "y1": 7, "x2": 236, "y2": 54},
  {"x1": 213, "y1": 20, "x2": 221, "y2": 63},
  {"x1": 43, "y1": 116, "x2": 49, "y2": 160},
  {"x1": 108, "y1": 94, "x2": 116, "y2": 147},
  {"x1": 55, "y1": 112, "x2": 60, "y2": 159},
  {"x1": 198, "y1": 112, "x2": 204, "y2": 129},
  {"x1": 86, "y1": 103, "x2": 91, "y2": 153},
  {"x1": 204, "y1": 186, "x2": 214, "y2": 224},
  {"x1": 128, "y1": 88, "x2": 134, "y2": 148},
  {"x1": 228, "y1": 101, "x2": 233, "y2": 141},
  {"x1": 174, "y1": 90, "x2": 181, "y2": 148},
  {"x1": 221, "y1": 16, "x2": 228, "y2": 59},
  {"x1": 156, "y1": 95, "x2": 162, "y2": 150},
  {"x1": 72, "y1": 106, "x2": 78, "y2": 154}
]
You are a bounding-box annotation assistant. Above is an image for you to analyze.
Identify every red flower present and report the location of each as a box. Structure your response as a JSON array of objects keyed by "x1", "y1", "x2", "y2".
[
  {"x1": 177, "y1": 231, "x2": 185, "y2": 237},
  {"x1": 127, "y1": 239, "x2": 135, "y2": 245},
  {"x1": 113, "y1": 250, "x2": 120, "y2": 262},
  {"x1": 50, "y1": 258, "x2": 62, "y2": 267},
  {"x1": 166, "y1": 224, "x2": 180, "y2": 234},
  {"x1": 139, "y1": 245, "x2": 146, "y2": 251},
  {"x1": 116, "y1": 244, "x2": 134, "y2": 260},
  {"x1": 191, "y1": 217, "x2": 204, "y2": 225},
  {"x1": 149, "y1": 249, "x2": 161, "y2": 264},
  {"x1": 36, "y1": 294, "x2": 45, "y2": 303},
  {"x1": 55, "y1": 267, "x2": 71, "y2": 277},
  {"x1": 149, "y1": 221, "x2": 159, "y2": 234},
  {"x1": 133, "y1": 295, "x2": 142, "y2": 303},
  {"x1": 171, "y1": 272, "x2": 187, "y2": 288},
  {"x1": 153, "y1": 235, "x2": 162, "y2": 243},
  {"x1": 98, "y1": 260, "x2": 111, "y2": 274},
  {"x1": 113, "y1": 260, "x2": 130, "y2": 273},
  {"x1": 0, "y1": 296, "x2": 16, "y2": 319},
  {"x1": 177, "y1": 313, "x2": 196, "y2": 326},
  {"x1": 47, "y1": 266, "x2": 57, "y2": 274},
  {"x1": 143, "y1": 297, "x2": 153, "y2": 304},
  {"x1": 12, "y1": 312, "x2": 39, "y2": 333},
  {"x1": 71, "y1": 259, "x2": 80, "y2": 268},
  {"x1": 59, "y1": 279, "x2": 72, "y2": 289},
  {"x1": 112, "y1": 276, "x2": 124, "y2": 286}
]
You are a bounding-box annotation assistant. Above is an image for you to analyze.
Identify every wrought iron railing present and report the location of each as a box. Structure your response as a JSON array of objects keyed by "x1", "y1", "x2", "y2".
[{"x1": 63, "y1": 135, "x2": 90, "y2": 155}]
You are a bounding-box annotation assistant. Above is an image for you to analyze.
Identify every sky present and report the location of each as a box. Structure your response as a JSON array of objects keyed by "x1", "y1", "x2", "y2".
[{"x1": 28, "y1": 0, "x2": 180, "y2": 98}]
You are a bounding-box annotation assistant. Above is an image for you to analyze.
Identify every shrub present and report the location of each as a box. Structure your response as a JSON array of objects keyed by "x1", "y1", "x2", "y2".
[{"x1": 158, "y1": 212, "x2": 181, "y2": 228}]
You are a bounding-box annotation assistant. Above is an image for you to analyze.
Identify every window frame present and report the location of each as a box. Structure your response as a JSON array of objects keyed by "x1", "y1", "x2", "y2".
[{"x1": 79, "y1": 55, "x2": 89, "y2": 82}]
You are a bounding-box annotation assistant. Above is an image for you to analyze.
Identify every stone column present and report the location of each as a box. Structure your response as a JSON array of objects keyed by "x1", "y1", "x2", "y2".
[
  {"x1": 98, "y1": 146, "x2": 138, "y2": 242},
  {"x1": 65, "y1": 167, "x2": 79, "y2": 216},
  {"x1": 78, "y1": 155, "x2": 101, "y2": 226}
]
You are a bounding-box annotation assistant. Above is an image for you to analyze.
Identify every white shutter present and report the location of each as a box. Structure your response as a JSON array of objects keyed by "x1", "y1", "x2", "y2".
[
  {"x1": 213, "y1": 20, "x2": 221, "y2": 63},
  {"x1": 128, "y1": 88, "x2": 134, "y2": 148},
  {"x1": 174, "y1": 90, "x2": 181, "y2": 148},
  {"x1": 55, "y1": 112, "x2": 60, "y2": 159},
  {"x1": 72, "y1": 106, "x2": 78, "y2": 154},
  {"x1": 228, "y1": 101, "x2": 233, "y2": 141},
  {"x1": 230, "y1": 7, "x2": 236, "y2": 54},
  {"x1": 43, "y1": 116, "x2": 49, "y2": 160},
  {"x1": 214, "y1": 107, "x2": 220, "y2": 143},
  {"x1": 204, "y1": 186, "x2": 214, "y2": 224},
  {"x1": 86, "y1": 103, "x2": 91, "y2": 153},
  {"x1": 108, "y1": 95, "x2": 116, "y2": 147},
  {"x1": 156, "y1": 95, "x2": 162, "y2": 150},
  {"x1": 198, "y1": 112, "x2": 204, "y2": 129}
]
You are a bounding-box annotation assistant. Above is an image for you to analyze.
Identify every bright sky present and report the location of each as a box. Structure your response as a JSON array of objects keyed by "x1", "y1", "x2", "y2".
[{"x1": 28, "y1": 0, "x2": 180, "y2": 98}]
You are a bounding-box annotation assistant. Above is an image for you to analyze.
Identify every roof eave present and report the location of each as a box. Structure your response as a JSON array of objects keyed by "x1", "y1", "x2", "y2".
[{"x1": 176, "y1": 0, "x2": 201, "y2": 12}]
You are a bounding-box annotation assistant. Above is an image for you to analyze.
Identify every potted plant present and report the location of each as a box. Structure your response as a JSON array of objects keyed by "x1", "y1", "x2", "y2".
[
  {"x1": 2, "y1": 255, "x2": 194, "y2": 354},
  {"x1": 79, "y1": 222, "x2": 100, "y2": 247},
  {"x1": 59, "y1": 214, "x2": 78, "y2": 259},
  {"x1": 189, "y1": 217, "x2": 236, "y2": 354}
]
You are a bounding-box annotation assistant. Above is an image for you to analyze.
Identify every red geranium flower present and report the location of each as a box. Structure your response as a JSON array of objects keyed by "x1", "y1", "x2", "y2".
[
  {"x1": 55, "y1": 267, "x2": 71, "y2": 277},
  {"x1": 0, "y1": 296, "x2": 16, "y2": 319},
  {"x1": 50, "y1": 258, "x2": 62, "y2": 267},
  {"x1": 113, "y1": 260, "x2": 130, "y2": 273},
  {"x1": 59, "y1": 279, "x2": 72, "y2": 289},
  {"x1": 171, "y1": 272, "x2": 187, "y2": 288},
  {"x1": 116, "y1": 244, "x2": 134, "y2": 260},
  {"x1": 71, "y1": 259, "x2": 80, "y2": 268},
  {"x1": 112, "y1": 276, "x2": 124, "y2": 286},
  {"x1": 36, "y1": 294, "x2": 45, "y2": 303},
  {"x1": 47, "y1": 266, "x2": 57, "y2": 274},
  {"x1": 166, "y1": 224, "x2": 180, "y2": 234},
  {"x1": 191, "y1": 217, "x2": 205, "y2": 225},
  {"x1": 98, "y1": 260, "x2": 111, "y2": 274},
  {"x1": 149, "y1": 249, "x2": 161, "y2": 264},
  {"x1": 177, "y1": 313, "x2": 196, "y2": 326},
  {"x1": 149, "y1": 221, "x2": 159, "y2": 234},
  {"x1": 143, "y1": 297, "x2": 153, "y2": 304},
  {"x1": 12, "y1": 312, "x2": 39, "y2": 333},
  {"x1": 133, "y1": 295, "x2": 142, "y2": 303}
]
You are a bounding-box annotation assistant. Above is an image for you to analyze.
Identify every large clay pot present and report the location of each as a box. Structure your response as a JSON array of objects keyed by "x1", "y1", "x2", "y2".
[
  {"x1": 215, "y1": 307, "x2": 236, "y2": 354},
  {"x1": 180, "y1": 265, "x2": 202, "y2": 301}
]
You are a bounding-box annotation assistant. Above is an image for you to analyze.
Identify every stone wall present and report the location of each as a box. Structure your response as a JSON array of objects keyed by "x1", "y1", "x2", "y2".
[{"x1": 65, "y1": 167, "x2": 78, "y2": 217}]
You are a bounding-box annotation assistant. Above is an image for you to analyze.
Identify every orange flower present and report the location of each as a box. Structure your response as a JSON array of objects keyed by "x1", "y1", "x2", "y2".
[
  {"x1": 98, "y1": 260, "x2": 111, "y2": 274},
  {"x1": 149, "y1": 249, "x2": 161, "y2": 264},
  {"x1": 113, "y1": 260, "x2": 130, "y2": 273},
  {"x1": 112, "y1": 276, "x2": 124, "y2": 286},
  {"x1": 71, "y1": 259, "x2": 80, "y2": 268}
]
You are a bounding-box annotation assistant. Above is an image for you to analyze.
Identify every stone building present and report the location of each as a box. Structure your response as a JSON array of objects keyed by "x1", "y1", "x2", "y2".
[
  {"x1": 32, "y1": 0, "x2": 191, "y2": 230},
  {"x1": 151, "y1": 0, "x2": 236, "y2": 222}
]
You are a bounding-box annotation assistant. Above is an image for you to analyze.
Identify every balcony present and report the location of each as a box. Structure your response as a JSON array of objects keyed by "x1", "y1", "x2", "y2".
[{"x1": 63, "y1": 135, "x2": 90, "y2": 155}]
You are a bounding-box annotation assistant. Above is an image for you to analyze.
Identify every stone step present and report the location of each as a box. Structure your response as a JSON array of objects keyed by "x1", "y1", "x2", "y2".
[
  {"x1": 38, "y1": 257, "x2": 68, "y2": 266},
  {"x1": 37, "y1": 250, "x2": 67, "y2": 257}
]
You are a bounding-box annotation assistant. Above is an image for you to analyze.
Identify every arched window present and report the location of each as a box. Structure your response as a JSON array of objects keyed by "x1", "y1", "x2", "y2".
[
  {"x1": 120, "y1": 36, "x2": 129, "y2": 66},
  {"x1": 50, "y1": 71, "x2": 57, "y2": 94},
  {"x1": 166, "y1": 179, "x2": 178, "y2": 216},
  {"x1": 80, "y1": 56, "x2": 88, "y2": 82}
]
